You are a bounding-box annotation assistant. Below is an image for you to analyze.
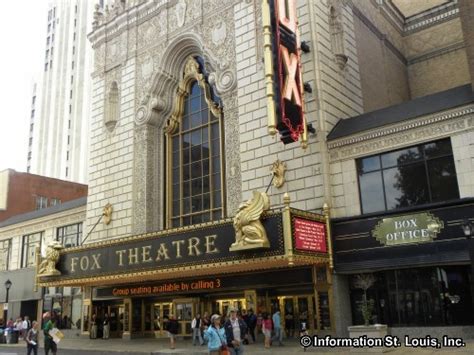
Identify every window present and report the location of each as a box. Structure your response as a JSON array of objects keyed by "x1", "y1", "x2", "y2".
[
  {"x1": 0, "y1": 240, "x2": 10, "y2": 271},
  {"x1": 66, "y1": 151, "x2": 69, "y2": 160},
  {"x1": 67, "y1": 135, "x2": 70, "y2": 145},
  {"x1": 48, "y1": 23, "x2": 51, "y2": 32},
  {"x1": 29, "y1": 137, "x2": 33, "y2": 146},
  {"x1": 45, "y1": 49, "x2": 49, "y2": 59},
  {"x1": 45, "y1": 62, "x2": 48, "y2": 71},
  {"x1": 74, "y1": 19, "x2": 77, "y2": 27},
  {"x1": 51, "y1": 47, "x2": 54, "y2": 56},
  {"x1": 52, "y1": 34, "x2": 54, "y2": 43},
  {"x1": 68, "y1": 120, "x2": 71, "y2": 129},
  {"x1": 167, "y1": 59, "x2": 224, "y2": 228},
  {"x1": 31, "y1": 110, "x2": 35, "y2": 118},
  {"x1": 71, "y1": 61, "x2": 74, "y2": 69},
  {"x1": 73, "y1": 32, "x2": 76, "y2": 41},
  {"x1": 69, "y1": 105, "x2": 72, "y2": 114},
  {"x1": 66, "y1": 167, "x2": 68, "y2": 177},
  {"x1": 50, "y1": 198, "x2": 61, "y2": 206},
  {"x1": 46, "y1": 36, "x2": 50, "y2": 45},
  {"x1": 57, "y1": 223, "x2": 82, "y2": 247},
  {"x1": 50, "y1": 60, "x2": 52, "y2": 70},
  {"x1": 32, "y1": 96, "x2": 36, "y2": 105},
  {"x1": 30, "y1": 123, "x2": 34, "y2": 132},
  {"x1": 36, "y1": 196, "x2": 48, "y2": 210},
  {"x1": 70, "y1": 90, "x2": 73, "y2": 99},
  {"x1": 72, "y1": 46, "x2": 75, "y2": 55},
  {"x1": 71, "y1": 75, "x2": 74, "y2": 84},
  {"x1": 357, "y1": 139, "x2": 459, "y2": 214},
  {"x1": 21, "y1": 232, "x2": 43, "y2": 268}
]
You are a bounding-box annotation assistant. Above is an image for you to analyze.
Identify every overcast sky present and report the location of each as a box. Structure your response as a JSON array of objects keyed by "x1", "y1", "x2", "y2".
[{"x1": 0, "y1": 1, "x2": 49, "y2": 172}]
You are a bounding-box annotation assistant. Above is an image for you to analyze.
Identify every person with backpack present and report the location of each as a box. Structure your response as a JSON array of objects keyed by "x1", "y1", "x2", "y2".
[{"x1": 204, "y1": 314, "x2": 226, "y2": 355}]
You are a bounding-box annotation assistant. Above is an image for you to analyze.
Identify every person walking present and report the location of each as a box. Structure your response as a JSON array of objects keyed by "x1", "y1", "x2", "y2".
[
  {"x1": 166, "y1": 314, "x2": 179, "y2": 349},
  {"x1": 191, "y1": 313, "x2": 204, "y2": 345},
  {"x1": 22, "y1": 316, "x2": 32, "y2": 338},
  {"x1": 90, "y1": 314, "x2": 97, "y2": 339},
  {"x1": 223, "y1": 307, "x2": 247, "y2": 355},
  {"x1": 262, "y1": 313, "x2": 272, "y2": 349},
  {"x1": 102, "y1": 314, "x2": 110, "y2": 339},
  {"x1": 43, "y1": 312, "x2": 57, "y2": 355},
  {"x1": 271, "y1": 310, "x2": 283, "y2": 346},
  {"x1": 203, "y1": 314, "x2": 226, "y2": 355},
  {"x1": 247, "y1": 309, "x2": 256, "y2": 343},
  {"x1": 25, "y1": 321, "x2": 39, "y2": 355}
]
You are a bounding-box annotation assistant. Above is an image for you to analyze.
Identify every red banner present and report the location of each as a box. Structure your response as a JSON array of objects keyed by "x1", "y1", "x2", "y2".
[{"x1": 294, "y1": 218, "x2": 327, "y2": 253}]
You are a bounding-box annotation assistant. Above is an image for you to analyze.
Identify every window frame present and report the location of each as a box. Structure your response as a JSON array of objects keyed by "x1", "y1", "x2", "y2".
[
  {"x1": 356, "y1": 138, "x2": 459, "y2": 214},
  {"x1": 0, "y1": 239, "x2": 11, "y2": 271},
  {"x1": 21, "y1": 232, "x2": 43, "y2": 268},
  {"x1": 164, "y1": 57, "x2": 225, "y2": 228},
  {"x1": 56, "y1": 223, "x2": 82, "y2": 247}
]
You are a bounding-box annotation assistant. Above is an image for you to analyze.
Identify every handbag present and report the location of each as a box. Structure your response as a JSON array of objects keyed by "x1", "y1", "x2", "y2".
[{"x1": 219, "y1": 347, "x2": 230, "y2": 355}]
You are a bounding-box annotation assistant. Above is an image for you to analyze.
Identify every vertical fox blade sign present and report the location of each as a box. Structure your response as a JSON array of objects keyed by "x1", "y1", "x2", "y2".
[{"x1": 263, "y1": 0, "x2": 308, "y2": 149}]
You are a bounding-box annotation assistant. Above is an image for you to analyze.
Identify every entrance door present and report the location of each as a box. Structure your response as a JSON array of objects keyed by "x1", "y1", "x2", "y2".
[
  {"x1": 108, "y1": 305, "x2": 123, "y2": 338},
  {"x1": 215, "y1": 298, "x2": 246, "y2": 316},
  {"x1": 277, "y1": 295, "x2": 315, "y2": 337},
  {"x1": 153, "y1": 302, "x2": 172, "y2": 337},
  {"x1": 174, "y1": 299, "x2": 194, "y2": 336}
]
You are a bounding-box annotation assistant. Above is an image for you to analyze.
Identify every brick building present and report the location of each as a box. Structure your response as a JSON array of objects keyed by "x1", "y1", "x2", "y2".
[
  {"x1": 0, "y1": 169, "x2": 88, "y2": 222},
  {"x1": 35, "y1": 0, "x2": 474, "y2": 340}
]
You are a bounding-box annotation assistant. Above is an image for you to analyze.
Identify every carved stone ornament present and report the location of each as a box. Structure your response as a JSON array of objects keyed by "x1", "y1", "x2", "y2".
[
  {"x1": 176, "y1": 0, "x2": 187, "y2": 28},
  {"x1": 230, "y1": 191, "x2": 270, "y2": 251},
  {"x1": 271, "y1": 159, "x2": 287, "y2": 189},
  {"x1": 164, "y1": 57, "x2": 222, "y2": 134},
  {"x1": 37, "y1": 242, "x2": 63, "y2": 277},
  {"x1": 103, "y1": 203, "x2": 113, "y2": 225}
]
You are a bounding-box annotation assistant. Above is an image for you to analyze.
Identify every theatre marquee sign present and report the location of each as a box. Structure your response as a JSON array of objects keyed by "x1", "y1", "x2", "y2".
[{"x1": 372, "y1": 213, "x2": 444, "y2": 246}]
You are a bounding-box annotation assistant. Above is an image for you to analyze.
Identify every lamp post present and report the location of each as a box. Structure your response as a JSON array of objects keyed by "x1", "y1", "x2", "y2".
[
  {"x1": 3, "y1": 279, "x2": 12, "y2": 323},
  {"x1": 461, "y1": 220, "x2": 474, "y2": 316}
]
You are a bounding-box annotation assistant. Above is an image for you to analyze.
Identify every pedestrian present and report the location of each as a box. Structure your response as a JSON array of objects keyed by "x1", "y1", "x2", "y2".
[
  {"x1": 166, "y1": 314, "x2": 179, "y2": 349},
  {"x1": 14, "y1": 317, "x2": 23, "y2": 340},
  {"x1": 241, "y1": 310, "x2": 249, "y2": 345},
  {"x1": 43, "y1": 312, "x2": 57, "y2": 355},
  {"x1": 262, "y1": 313, "x2": 272, "y2": 349},
  {"x1": 22, "y1": 315, "x2": 32, "y2": 336},
  {"x1": 102, "y1": 314, "x2": 110, "y2": 339},
  {"x1": 204, "y1": 314, "x2": 227, "y2": 355},
  {"x1": 247, "y1": 309, "x2": 256, "y2": 343},
  {"x1": 256, "y1": 312, "x2": 262, "y2": 339},
  {"x1": 271, "y1": 309, "x2": 283, "y2": 346},
  {"x1": 25, "y1": 321, "x2": 39, "y2": 355},
  {"x1": 90, "y1": 314, "x2": 97, "y2": 339},
  {"x1": 285, "y1": 311, "x2": 294, "y2": 338},
  {"x1": 223, "y1": 307, "x2": 247, "y2": 355},
  {"x1": 191, "y1": 313, "x2": 204, "y2": 345},
  {"x1": 202, "y1": 312, "x2": 210, "y2": 344}
]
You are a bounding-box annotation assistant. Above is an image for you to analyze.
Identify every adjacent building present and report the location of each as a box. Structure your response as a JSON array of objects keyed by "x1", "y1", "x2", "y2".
[{"x1": 29, "y1": 0, "x2": 96, "y2": 184}]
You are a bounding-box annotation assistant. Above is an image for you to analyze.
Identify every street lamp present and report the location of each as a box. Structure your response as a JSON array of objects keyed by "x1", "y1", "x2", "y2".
[{"x1": 3, "y1": 279, "x2": 12, "y2": 323}]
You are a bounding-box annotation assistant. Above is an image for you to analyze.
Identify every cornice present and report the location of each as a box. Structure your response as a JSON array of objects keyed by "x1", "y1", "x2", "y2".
[
  {"x1": 328, "y1": 105, "x2": 474, "y2": 161},
  {"x1": 404, "y1": 1, "x2": 459, "y2": 35}
]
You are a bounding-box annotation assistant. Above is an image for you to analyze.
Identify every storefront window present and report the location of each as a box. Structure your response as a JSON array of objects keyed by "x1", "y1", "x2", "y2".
[
  {"x1": 357, "y1": 138, "x2": 459, "y2": 214},
  {"x1": 349, "y1": 266, "x2": 473, "y2": 327},
  {"x1": 0, "y1": 240, "x2": 11, "y2": 271}
]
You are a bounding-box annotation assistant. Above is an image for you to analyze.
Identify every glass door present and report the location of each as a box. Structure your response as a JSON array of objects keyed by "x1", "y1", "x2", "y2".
[
  {"x1": 175, "y1": 300, "x2": 193, "y2": 336},
  {"x1": 153, "y1": 302, "x2": 172, "y2": 337},
  {"x1": 277, "y1": 295, "x2": 315, "y2": 337},
  {"x1": 108, "y1": 305, "x2": 122, "y2": 338}
]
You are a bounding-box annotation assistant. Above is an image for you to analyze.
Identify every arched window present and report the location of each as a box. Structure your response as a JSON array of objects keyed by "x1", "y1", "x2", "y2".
[{"x1": 166, "y1": 58, "x2": 224, "y2": 228}]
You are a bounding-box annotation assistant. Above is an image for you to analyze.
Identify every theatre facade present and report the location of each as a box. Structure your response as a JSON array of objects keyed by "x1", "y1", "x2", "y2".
[{"x1": 37, "y1": 200, "x2": 334, "y2": 338}]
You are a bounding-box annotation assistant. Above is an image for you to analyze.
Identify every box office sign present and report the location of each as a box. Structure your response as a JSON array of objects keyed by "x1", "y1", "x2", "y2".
[
  {"x1": 372, "y1": 212, "x2": 444, "y2": 246},
  {"x1": 51, "y1": 214, "x2": 283, "y2": 279},
  {"x1": 293, "y1": 218, "x2": 327, "y2": 253}
]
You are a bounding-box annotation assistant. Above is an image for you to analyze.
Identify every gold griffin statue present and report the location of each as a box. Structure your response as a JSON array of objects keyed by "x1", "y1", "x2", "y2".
[
  {"x1": 229, "y1": 191, "x2": 270, "y2": 251},
  {"x1": 37, "y1": 242, "x2": 63, "y2": 277}
]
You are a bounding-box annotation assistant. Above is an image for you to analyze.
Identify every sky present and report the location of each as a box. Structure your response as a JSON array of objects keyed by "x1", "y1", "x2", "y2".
[{"x1": 0, "y1": 1, "x2": 49, "y2": 172}]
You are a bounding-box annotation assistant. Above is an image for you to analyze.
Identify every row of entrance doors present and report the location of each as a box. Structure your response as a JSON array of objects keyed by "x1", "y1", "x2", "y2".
[{"x1": 91, "y1": 294, "x2": 327, "y2": 338}]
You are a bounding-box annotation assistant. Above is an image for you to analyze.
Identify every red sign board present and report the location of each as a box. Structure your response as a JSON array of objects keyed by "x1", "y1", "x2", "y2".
[
  {"x1": 294, "y1": 218, "x2": 327, "y2": 253},
  {"x1": 271, "y1": 0, "x2": 305, "y2": 144}
]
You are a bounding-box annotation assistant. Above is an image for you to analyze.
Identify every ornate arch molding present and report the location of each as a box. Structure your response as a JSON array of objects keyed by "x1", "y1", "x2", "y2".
[
  {"x1": 134, "y1": 32, "x2": 235, "y2": 127},
  {"x1": 164, "y1": 57, "x2": 222, "y2": 134}
]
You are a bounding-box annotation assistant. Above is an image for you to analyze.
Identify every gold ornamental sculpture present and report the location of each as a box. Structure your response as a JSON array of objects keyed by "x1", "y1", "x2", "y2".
[
  {"x1": 271, "y1": 159, "x2": 287, "y2": 188},
  {"x1": 230, "y1": 191, "x2": 270, "y2": 251},
  {"x1": 37, "y1": 242, "x2": 63, "y2": 277}
]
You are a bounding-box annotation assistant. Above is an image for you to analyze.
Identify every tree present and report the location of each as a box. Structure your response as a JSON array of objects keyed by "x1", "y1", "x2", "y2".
[{"x1": 353, "y1": 274, "x2": 376, "y2": 326}]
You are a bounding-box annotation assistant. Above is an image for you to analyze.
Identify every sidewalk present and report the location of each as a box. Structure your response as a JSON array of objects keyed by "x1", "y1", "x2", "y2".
[{"x1": 0, "y1": 336, "x2": 473, "y2": 354}]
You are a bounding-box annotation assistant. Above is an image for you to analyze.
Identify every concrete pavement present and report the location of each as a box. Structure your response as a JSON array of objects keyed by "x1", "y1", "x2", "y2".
[{"x1": 0, "y1": 335, "x2": 473, "y2": 354}]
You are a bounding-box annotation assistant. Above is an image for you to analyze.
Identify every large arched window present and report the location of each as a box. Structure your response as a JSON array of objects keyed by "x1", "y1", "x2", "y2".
[{"x1": 166, "y1": 58, "x2": 224, "y2": 228}]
